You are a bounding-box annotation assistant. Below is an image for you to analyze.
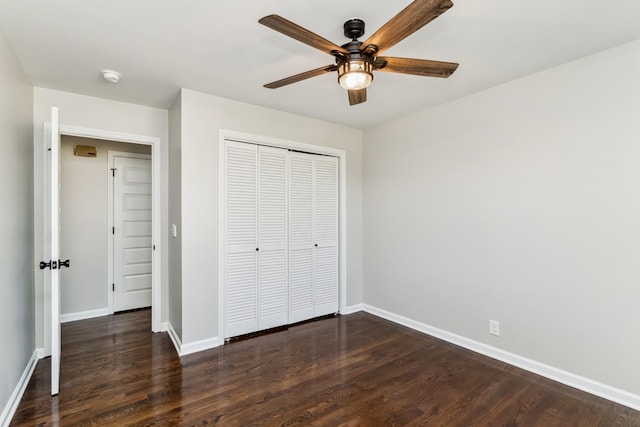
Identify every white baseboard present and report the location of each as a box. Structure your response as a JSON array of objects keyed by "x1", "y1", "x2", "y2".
[
  {"x1": 35, "y1": 347, "x2": 47, "y2": 359},
  {"x1": 0, "y1": 350, "x2": 38, "y2": 427},
  {"x1": 362, "y1": 304, "x2": 640, "y2": 412},
  {"x1": 180, "y1": 336, "x2": 222, "y2": 356},
  {"x1": 165, "y1": 322, "x2": 182, "y2": 356},
  {"x1": 164, "y1": 322, "x2": 221, "y2": 357},
  {"x1": 60, "y1": 308, "x2": 110, "y2": 323},
  {"x1": 341, "y1": 303, "x2": 363, "y2": 315}
]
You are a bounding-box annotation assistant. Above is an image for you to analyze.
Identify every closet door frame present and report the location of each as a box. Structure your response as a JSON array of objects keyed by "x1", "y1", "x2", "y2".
[{"x1": 218, "y1": 129, "x2": 347, "y2": 341}]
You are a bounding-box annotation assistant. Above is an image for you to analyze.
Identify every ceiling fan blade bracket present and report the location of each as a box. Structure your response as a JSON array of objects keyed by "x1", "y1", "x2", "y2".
[
  {"x1": 362, "y1": 45, "x2": 379, "y2": 56},
  {"x1": 373, "y1": 58, "x2": 387, "y2": 70},
  {"x1": 331, "y1": 50, "x2": 347, "y2": 60}
]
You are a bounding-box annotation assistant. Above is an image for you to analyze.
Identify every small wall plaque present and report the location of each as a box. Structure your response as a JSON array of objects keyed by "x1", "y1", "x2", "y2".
[{"x1": 74, "y1": 145, "x2": 97, "y2": 157}]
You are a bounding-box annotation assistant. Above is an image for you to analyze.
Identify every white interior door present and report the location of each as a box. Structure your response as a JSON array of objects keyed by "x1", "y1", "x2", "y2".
[
  {"x1": 48, "y1": 107, "x2": 61, "y2": 395},
  {"x1": 113, "y1": 155, "x2": 153, "y2": 312}
]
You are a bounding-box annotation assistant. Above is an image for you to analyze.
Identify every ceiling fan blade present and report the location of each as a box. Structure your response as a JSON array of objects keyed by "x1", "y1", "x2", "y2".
[
  {"x1": 374, "y1": 57, "x2": 458, "y2": 78},
  {"x1": 259, "y1": 15, "x2": 348, "y2": 56},
  {"x1": 361, "y1": 0, "x2": 453, "y2": 55},
  {"x1": 264, "y1": 64, "x2": 337, "y2": 89},
  {"x1": 348, "y1": 88, "x2": 367, "y2": 106}
]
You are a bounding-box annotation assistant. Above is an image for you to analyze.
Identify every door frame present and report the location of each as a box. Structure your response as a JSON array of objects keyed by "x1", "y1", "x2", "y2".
[
  {"x1": 108, "y1": 151, "x2": 153, "y2": 315},
  {"x1": 218, "y1": 129, "x2": 347, "y2": 341},
  {"x1": 41, "y1": 124, "x2": 163, "y2": 350}
]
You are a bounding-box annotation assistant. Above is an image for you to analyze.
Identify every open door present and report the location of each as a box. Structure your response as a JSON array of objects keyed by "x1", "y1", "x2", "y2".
[
  {"x1": 49, "y1": 106, "x2": 61, "y2": 395},
  {"x1": 41, "y1": 107, "x2": 62, "y2": 395}
]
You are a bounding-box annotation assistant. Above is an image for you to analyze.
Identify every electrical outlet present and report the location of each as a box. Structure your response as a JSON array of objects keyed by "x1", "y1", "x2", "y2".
[{"x1": 489, "y1": 320, "x2": 500, "y2": 336}]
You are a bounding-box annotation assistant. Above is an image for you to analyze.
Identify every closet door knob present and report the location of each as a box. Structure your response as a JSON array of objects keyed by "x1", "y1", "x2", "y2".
[
  {"x1": 256, "y1": 248, "x2": 259, "y2": 251},
  {"x1": 314, "y1": 244, "x2": 318, "y2": 247}
]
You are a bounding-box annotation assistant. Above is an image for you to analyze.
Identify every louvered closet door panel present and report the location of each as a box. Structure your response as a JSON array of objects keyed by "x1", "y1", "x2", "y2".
[
  {"x1": 224, "y1": 141, "x2": 258, "y2": 338},
  {"x1": 313, "y1": 156, "x2": 339, "y2": 316},
  {"x1": 288, "y1": 152, "x2": 314, "y2": 323},
  {"x1": 257, "y1": 146, "x2": 288, "y2": 330},
  {"x1": 225, "y1": 252, "x2": 257, "y2": 337}
]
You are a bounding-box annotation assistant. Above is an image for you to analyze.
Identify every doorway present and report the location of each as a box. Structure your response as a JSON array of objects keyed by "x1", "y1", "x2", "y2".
[
  {"x1": 59, "y1": 136, "x2": 152, "y2": 320},
  {"x1": 39, "y1": 117, "x2": 162, "y2": 394}
]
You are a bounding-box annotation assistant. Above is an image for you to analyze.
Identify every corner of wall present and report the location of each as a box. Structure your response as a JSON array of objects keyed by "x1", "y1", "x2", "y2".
[{"x1": 167, "y1": 89, "x2": 183, "y2": 341}]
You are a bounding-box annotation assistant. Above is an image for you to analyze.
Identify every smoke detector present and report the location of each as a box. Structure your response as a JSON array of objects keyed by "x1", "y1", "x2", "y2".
[{"x1": 102, "y1": 69, "x2": 121, "y2": 83}]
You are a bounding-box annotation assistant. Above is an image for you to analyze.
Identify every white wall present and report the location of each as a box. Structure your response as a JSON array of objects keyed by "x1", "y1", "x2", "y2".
[
  {"x1": 33, "y1": 88, "x2": 168, "y2": 352},
  {"x1": 168, "y1": 92, "x2": 183, "y2": 338},
  {"x1": 59, "y1": 136, "x2": 150, "y2": 316},
  {"x1": 363, "y1": 39, "x2": 640, "y2": 396},
  {"x1": 0, "y1": 31, "x2": 35, "y2": 423},
  {"x1": 177, "y1": 89, "x2": 363, "y2": 344}
]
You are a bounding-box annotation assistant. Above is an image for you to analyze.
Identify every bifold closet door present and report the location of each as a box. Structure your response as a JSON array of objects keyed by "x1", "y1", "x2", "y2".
[
  {"x1": 313, "y1": 155, "x2": 339, "y2": 317},
  {"x1": 289, "y1": 152, "x2": 339, "y2": 323},
  {"x1": 256, "y1": 146, "x2": 288, "y2": 330},
  {"x1": 224, "y1": 141, "x2": 288, "y2": 338},
  {"x1": 224, "y1": 141, "x2": 259, "y2": 338},
  {"x1": 288, "y1": 153, "x2": 315, "y2": 323}
]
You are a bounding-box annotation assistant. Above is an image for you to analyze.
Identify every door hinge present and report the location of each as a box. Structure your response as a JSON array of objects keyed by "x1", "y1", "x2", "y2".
[
  {"x1": 112, "y1": 283, "x2": 115, "y2": 291},
  {"x1": 111, "y1": 168, "x2": 116, "y2": 177},
  {"x1": 112, "y1": 226, "x2": 115, "y2": 234}
]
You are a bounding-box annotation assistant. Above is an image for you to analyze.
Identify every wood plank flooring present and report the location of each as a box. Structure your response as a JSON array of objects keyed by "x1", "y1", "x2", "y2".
[{"x1": 11, "y1": 309, "x2": 640, "y2": 426}]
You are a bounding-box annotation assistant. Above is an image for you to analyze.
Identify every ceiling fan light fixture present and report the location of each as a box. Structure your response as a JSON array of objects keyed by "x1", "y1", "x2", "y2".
[{"x1": 338, "y1": 59, "x2": 373, "y2": 90}]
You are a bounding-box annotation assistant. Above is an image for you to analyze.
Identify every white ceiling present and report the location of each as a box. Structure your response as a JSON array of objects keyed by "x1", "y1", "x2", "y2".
[{"x1": 1, "y1": 0, "x2": 640, "y2": 129}]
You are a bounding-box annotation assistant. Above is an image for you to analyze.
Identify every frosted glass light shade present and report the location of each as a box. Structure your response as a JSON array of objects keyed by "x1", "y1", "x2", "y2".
[{"x1": 338, "y1": 59, "x2": 373, "y2": 90}]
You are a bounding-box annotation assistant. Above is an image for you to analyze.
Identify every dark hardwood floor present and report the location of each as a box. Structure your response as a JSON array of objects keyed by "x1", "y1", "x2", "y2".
[{"x1": 11, "y1": 309, "x2": 640, "y2": 426}]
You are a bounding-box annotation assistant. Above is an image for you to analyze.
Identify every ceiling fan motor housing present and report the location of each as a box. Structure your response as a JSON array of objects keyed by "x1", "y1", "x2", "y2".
[{"x1": 343, "y1": 18, "x2": 365, "y2": 40}]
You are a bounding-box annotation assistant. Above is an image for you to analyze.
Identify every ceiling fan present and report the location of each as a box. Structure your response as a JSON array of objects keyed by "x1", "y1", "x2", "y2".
[{"x1": 259, "y1": 0, "x2": 459, "y2": 106}]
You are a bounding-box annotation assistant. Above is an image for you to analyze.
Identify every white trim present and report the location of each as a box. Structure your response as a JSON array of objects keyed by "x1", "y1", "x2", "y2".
[
  {"x1": 165, "y1": 322, "x2": 221, "y2": 357},
  {"x1": 0, "y1": 350, "x2": 38, "y2": 427},
  {"x1": 54, "y1": 125, "x2": 162, "y2": 333},
  {"x1": 338, "y1": 152, "x2": 347, "y2": 315},
  {"x1": 36, "y1": 348, "x2": 46, "y2": 359},
  {"x1": 220, "y1": 129, "x2": 346, "y2": 157},
  {"x1": 340, "y1": 304, "x2": 363, "y2": 315},
  {"x1": 60, "y1": 308, "x2": 110, "y2": 323},
  {"x1": 218, "y1": 129, "x2": 347, "y2": 341},
  {"x1": 180, "y1": 337, "x2": 222, "y2": 356},
  {"x1": 218, "y1": 138, "x2": 225, "y2": 342},
  {"x1": 362, "y1": 304, "x2": 640, "y2": 412},
  {"x1": 59, "y1": 125, "x2": 158, "y2": 145},
  {"x1": 166, "y1": 322, "x2": 182, "y2": 356},
  {"x1": 107, "y1": 151, "x2": 152, "y2": 315}
]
